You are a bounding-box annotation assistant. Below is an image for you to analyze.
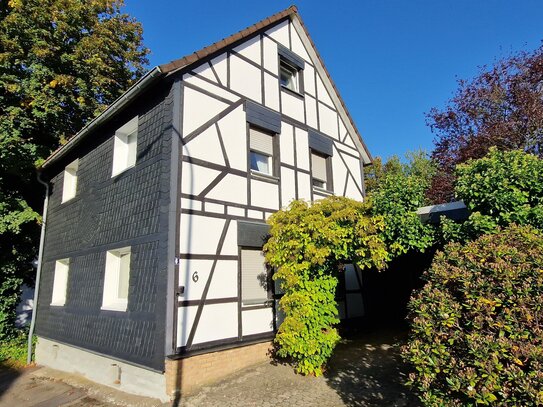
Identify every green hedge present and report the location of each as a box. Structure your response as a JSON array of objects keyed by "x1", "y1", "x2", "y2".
[{"x1": 403, "y1": 225, "x2": 543, "y2": 406}]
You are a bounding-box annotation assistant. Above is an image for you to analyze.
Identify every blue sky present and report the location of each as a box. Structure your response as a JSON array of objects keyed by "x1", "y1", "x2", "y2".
[{"x1": 124, "y1": 1, "x2": 543, "y2": 160}]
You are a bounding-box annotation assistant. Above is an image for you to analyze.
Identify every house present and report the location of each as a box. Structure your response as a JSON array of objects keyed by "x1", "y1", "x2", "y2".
[{"x1": 33, "y1": 6, "x2": 373, "y2": 401}]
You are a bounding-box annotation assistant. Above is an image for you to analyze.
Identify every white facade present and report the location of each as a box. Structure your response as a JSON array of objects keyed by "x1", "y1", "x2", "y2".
[{"x1": 175, "y1": 16, "x2": 367, "y2": 351}]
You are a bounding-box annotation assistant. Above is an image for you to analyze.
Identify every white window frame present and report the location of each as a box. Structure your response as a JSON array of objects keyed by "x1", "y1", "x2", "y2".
[
  {"x1": 111, "y1": 116, "x2": 138, "y2": 177},
  {"x1": 61, "y1": 159, "x2": 79, "y2": 203},
  {"x1": 241, "y1": 248, "x2": 271, "y2": 307},
  {"x1": 101, "y1": 247, "x2": 131, "y2": 312},
  {"x1": 280, "y1": 59, "x2": 300, "y2": 93},
  {"x1": 51, "y1": 259, "x2": 69, "y2": 306}
]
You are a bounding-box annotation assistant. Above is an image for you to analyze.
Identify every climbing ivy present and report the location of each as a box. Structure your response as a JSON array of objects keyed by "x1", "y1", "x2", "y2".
[{"x1": 264, "y1": 197, "x2": 389, "y2": 375}]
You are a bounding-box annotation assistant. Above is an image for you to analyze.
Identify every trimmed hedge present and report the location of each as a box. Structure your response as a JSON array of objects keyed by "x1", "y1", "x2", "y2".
[{"x1": 403, "y1": 225, "x2": 543, "y2": 406}]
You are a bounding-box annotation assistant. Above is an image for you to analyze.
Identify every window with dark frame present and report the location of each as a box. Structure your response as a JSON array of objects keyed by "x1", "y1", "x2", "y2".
[
  {"x1": 279, "y1": 59, "x2": 300, "y2": 93},
  {"x1": 311, "y1": 151, "x2": 331, "y2": 190},
  {"x1": 241, "y1": 248, "x2": 272, "y2": 306},
  {"x1": 249, "y1": 127, "x2": 275, "y2": 176}
]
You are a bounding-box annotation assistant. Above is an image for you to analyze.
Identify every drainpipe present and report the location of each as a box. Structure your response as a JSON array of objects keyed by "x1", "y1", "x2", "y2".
[{"x1": 27, "y1": 171, "x2": 49, "y2": 365}]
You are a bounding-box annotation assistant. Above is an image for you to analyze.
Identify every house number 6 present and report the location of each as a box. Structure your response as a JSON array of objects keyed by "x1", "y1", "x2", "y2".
[{"x1": 192, "y1": 271, "x2": 199, "y2": 283}]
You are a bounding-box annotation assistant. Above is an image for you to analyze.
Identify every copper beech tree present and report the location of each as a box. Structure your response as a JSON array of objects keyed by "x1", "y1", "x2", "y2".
[{"x1": 427, "y1": 44, "x2": 543, "y2": 203}]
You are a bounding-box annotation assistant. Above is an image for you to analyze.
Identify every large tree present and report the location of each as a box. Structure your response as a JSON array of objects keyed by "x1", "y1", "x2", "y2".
[
  {"x1": 427, "y1": 43, "x2": 543, "y2": 203},
  {"x1": 0, "y1": 0, "x2": 148, "y2": 338}
]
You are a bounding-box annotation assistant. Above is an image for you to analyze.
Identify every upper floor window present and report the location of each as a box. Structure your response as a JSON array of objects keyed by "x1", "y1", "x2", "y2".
[
  {"x1": 51, "y1": 259, "x2": 69, "y2": 306},
  {"x1": 102, "y1": 247, "x2": 131, "y2": 311},
  {"x1": 249, "y1": 127, "x2": 275, "y2": 176},
  {"x1": 311, "y1": 151, "x2": 332, "y2": 191},
  {"x1": 112, "y1": 117, "x2": 138, "y2": 177},
  {"x1": 61, "y1": 159, "x2": 79, "y2": 203},
  {"x1": 280, "y1": 60, "x2": 300, "y2": 93}
]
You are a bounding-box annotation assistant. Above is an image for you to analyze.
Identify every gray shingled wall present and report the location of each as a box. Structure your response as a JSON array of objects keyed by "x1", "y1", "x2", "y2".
[{"x1": 35, "y1": 81, "x2": 174, "y2": 371}]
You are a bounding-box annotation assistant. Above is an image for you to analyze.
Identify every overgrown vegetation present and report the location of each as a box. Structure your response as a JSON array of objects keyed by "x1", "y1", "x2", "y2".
[
  {"x1": 0, "y1": 331, "x2": 33, "y2": 367},
  {"x1": 0, "y1": 0, "x2": 148, "y2": 340},
  {"x1": 403, "y1": 225, "x2": 543, "y2": 406},
  {"x1": 264, "y1": 197, "x2": 389, "y2": 375}
]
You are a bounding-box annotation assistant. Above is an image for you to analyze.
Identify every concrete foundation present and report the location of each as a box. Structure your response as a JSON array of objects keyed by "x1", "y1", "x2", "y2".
[{"x1": 35, "y1": 337, "x2": 169, "y2": 402}]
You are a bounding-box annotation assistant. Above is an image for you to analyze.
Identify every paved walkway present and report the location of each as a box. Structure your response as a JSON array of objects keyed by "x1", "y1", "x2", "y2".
[
  {"x1": 182, "y1": 328, "x2": 420, "y2": 407},
  {"x1": 0, "y1": 328, "x2": 420, "y2": 407}
]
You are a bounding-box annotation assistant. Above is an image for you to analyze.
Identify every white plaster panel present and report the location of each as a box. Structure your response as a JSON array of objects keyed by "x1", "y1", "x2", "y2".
[
  {"x1": 344, "y1": 264, "x2": 360, "y2": 290},
  {"x1": 346, "y1": 293, "x2": 365, "y2": 318},
  {"x1": 191, "y1": 62, "x2": 218, "y2": 83},
  {"x1": 217, "y1": 105, "x2": 247, "y2": 171},
  {"x1": 264, "y1": 72, "x2": 280, "y2": 111},
  {"x1": 290, "y1": 25, "x2": 312, "y2": 63},
  {"x1": 316, "y1": 74, "x2": 334, "y2": 107},
  {"x1": 182, "y1": 86, "x2": 229, "y2": 136},
  {"x1": 280, "y1": 167, "x2": 296, "y2": 207},
  {"x1": 227, "y1": 206, "x2": 245, "y2": 217},
  {"x1": 344, "y1": 131, "x2": 357, "y2": 149},
  {"x1": 336, "y1": 142, "x2": 360, "y2": 160},
  {"x1": 206, "y1": 174, "x2": 247, "y2": 205},
  {"x1": 297, "y1": 172, "x2": 311, "y2": 201},
  {"x1": 230, "y1": 55, "x2": 261, "y2": 103},
  {"x1": 205, "y1": 202, "x2": 224, "y2": 214},
  {"x1": 233, "y1": 35, "x2": 261, "y2": 64},
  {"x1": 265, "y1": 20, "x2": 289, "y2": 48},
  {"x1": 345, "y1": 175, "x2": 363, "y2": 201},
  {"x1": 181, "y1": 162, "x2": 221, "y2": 196},
  {"x1": 262, "y1": 36, "x2": 278, "y2": 75},
  {"x1": 179, "y1": 214, "x2": 225, "y2": 254},
  {"x1": 208, "y1": 260, "x2": 239, "y2": 299},
  {"x1": 295, "y1": 128, "x2": 310, "y2": 171},
  {"x1": 177, "y1": 305, "x2": 197, "y2": 347},
  {"x1": 343, "y1": 152, "x2": 363, "y2": 182},
  {"x1": 279, "y1": 125, "x2": 295, "y2": 166},
  {"x1": 265, "y1": 212, "x2": 273, "y2": 220},
  {"x1": 220, "y1": 220, "x2": 238, "y2": 256},
  {"x1": 211, "y1": 53, "x2": 228, "y2": 86},
  {"x1": 318, "y1": 103, "x2": 339, "y2": 139},
  {"x1": 303, "y1": 64, "x2": 316, "y2": 97},
  {"x1": 251, "y1": 179, "x2": 279, "y2": 210},
  {"x1": 180, "y1": 198, "x2": 202, "y2": 211},
  {"x1": 339, "y1": 118, "x2": 348, "y2": 141},
  {"x1": 178, "y1": 259, "x2": 214, "y2": 301},
  {"x1": 332, "y1": 148, "x2": 348, "y2": 196},
  {"x1": 182, "y1": 124, "x2": 224, "y2": 166},
  {"x1": 305, "y1": 95, "x2": 318, "y2": 129},
  {"x1": 183, "y1": 74, "x2": 239, "y2": 102},
  {"x1": 242, "y1": 307, "x2": 274, "y2": 336},
  {"x1": 280, "y1": 90, "x2": 304, "y2": 122},
  {"x1": 247, "y1": 209, "x2": 263, "y2": 219},
  {"x1": 193, "y1": 303, "x2": 238, "y2": 344}
]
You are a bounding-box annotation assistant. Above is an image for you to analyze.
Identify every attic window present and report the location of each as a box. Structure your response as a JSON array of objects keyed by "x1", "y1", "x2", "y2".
[
  {"x1": 61, "y1": 159, "x2": 79, "y2": 203},
  {"x1": 280, "y1": 60, "x2": 299, "y2": 93},
  {"x1": 112, "y1": 117, "x2": 138, "y2": 177}
]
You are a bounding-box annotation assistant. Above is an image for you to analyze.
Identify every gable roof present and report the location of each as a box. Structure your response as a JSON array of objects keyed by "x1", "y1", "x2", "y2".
[{"x1": 42, "y1": 6, "x2": 372, "y2": 169}]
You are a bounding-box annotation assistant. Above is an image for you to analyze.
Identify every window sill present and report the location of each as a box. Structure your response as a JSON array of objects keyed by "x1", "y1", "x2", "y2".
[
  {"x1": 280, "y1": 85, "x2": 304, "y2": 99},
  {"x1": 250, "y1": 170, "x2": 279, "y2": 184},
  {"x1": 101, "y1": 304, "x2": 127, "y2": 312},
  {"x1": 242, "y1": 299, "x2": 273, "y2": 309},
  {"x1": 49, "y1": 302, "x2": 65, "y2": 307},
  {"x1": 313, "y1": 186, "x2": 334, "y2": 196}
]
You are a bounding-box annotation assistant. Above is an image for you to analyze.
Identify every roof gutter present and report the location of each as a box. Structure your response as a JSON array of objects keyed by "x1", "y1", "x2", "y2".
[{"x1": 41, "y1": 66, "x2": 163, "y2": 169}]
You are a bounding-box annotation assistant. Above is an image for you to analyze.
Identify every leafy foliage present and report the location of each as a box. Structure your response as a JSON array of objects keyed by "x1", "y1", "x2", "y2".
[
  {"x1": 369, "y1": 151, "x2": 436, "y2": 257},
  {"x1": 403, "y1": 225, "x2": 543, "y2": 406},
  {"x1": 264, "y1": 197, "x2": 389, "y2": 375},
  {"x1": 0, "y1": 0, "x2": 149, "y2": 339},
  {"x1": 439, "y1": 148, "x2": 543, "y2": 243},
  {"x1": 427, "y1": 44, "x2": 543, "y2": 203}
]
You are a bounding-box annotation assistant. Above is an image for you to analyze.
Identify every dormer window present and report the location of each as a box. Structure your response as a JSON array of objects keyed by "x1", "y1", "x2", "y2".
[{"x1": 280, "y1": 60, "x2": 299, "y2": 93}]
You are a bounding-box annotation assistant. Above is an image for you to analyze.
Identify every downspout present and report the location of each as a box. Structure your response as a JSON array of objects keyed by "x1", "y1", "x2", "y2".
[{"x1": 27, "y1": 171, "x2": 49, "y2": 364}]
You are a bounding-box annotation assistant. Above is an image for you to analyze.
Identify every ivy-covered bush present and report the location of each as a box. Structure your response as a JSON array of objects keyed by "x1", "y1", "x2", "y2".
[
  {"x1": 265, "y1": 196, "x2": 389, "y2": 375},
  {"x1": 440, "y1": 148, "x2": 543, "y2": 242},
  {"x1": 403, "y1": 224, "x2": 543, "y2": 406}
]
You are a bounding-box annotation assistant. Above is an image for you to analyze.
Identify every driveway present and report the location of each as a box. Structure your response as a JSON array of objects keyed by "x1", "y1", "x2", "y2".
[{"x1": 0, "y1": 328, "x2": 420, "y2": 407}]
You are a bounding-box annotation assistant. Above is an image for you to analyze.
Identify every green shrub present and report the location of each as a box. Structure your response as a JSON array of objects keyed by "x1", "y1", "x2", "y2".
[
  {"x1": 0, "y1": 331, "x2": 32, "y2": 367},
  {"x1": 265, "y1": 197, "x2": 389, "y2": 375},
  {"x1": 403, "y1": 224, "x2": 543, "y2": 406}
]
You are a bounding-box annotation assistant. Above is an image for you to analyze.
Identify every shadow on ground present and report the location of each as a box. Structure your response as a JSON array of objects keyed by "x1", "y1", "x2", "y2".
[
  {"x1": 324, "y1": 326, "x2": 421, "y2": 407},
  {"x1": 0, "y1": 363, "x2": 22, "y2": 399}
]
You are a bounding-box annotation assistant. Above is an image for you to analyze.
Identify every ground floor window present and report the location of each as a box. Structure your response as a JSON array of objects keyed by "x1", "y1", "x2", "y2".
[{"x1": 241, "y1": 249, "x2": 271, "y2": 306}]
